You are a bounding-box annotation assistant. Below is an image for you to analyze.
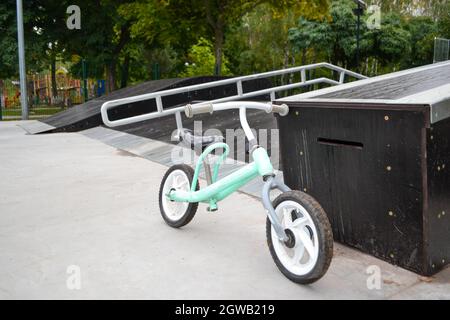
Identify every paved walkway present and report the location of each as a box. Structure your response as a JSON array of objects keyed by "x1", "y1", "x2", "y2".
[{"x1": 0, "y1": 121, "x2": 448, "y2": 299}]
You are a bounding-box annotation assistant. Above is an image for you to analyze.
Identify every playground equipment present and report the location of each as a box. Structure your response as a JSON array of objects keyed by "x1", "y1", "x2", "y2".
[{"x1": 100, "y1": 62, "x2": 365, "y2": 283}]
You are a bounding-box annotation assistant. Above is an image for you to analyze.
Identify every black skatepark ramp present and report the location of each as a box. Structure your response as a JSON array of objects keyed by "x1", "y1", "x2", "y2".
[
  {"x1": 277, "y1": 61, "x2": 450, "y2": 276},
  {"x1": 95, "y1": 63, "x2": 367, "y2": 164},
  {"x1": 33, "y1": 76, "x2": 272, "y2": 134}
]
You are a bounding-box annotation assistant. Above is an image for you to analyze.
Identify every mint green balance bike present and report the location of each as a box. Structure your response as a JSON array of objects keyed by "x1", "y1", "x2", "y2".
[{"x1": 159, "y1": 102, "x2": 333, "y2": 284}]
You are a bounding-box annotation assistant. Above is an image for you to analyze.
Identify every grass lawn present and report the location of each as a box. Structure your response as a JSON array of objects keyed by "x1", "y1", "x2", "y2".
[{"x1": 1, "y1": 105, "x2": 64, "y2": 120}]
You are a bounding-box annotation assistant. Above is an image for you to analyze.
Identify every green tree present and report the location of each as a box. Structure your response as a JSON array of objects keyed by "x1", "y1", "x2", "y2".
[
  {"x1": 200, "y1": 0, "x2": 265, "y2": 76},
  {"x1": 289, "y1": 0, "x2": 358, "y2": 68},
  {"x1": 76, "y1": 0, "x2": 134, "y2": 92},
  {"x1": 116, "y1": 0, "x2": 329, "y2": 77},
  {"x1": 180, "y1": 38, "x2": 231, "y2": 76},
  {"x1": 203, "y1": 0, "x2": 330, "y2": 75},
  {"x1": 224, "y1": 1, "x2": 329, "y2": 76},
  {"x1": 32, "y1": 1, "x2": 70, "y2": 98},
  {"x1": 437, "y1": 1, "x2": 450, "y2": 38},
  {"x1": 374, "y1": 0, "x2": 446, "y2": 18},
  {"x1": 403, "y1": 16, "x2": 437, "y2": 68},
  {"x1": 288, "y1": 0, "x2": 429, "y2": 75},
  {"x1": 0, "y1": 0, "x2": 49, "y2": 79},
  {"x1": 116, "y1": 0, "x2": 206, "y2": 80},
  {"x1": 362, "y1": 13, "x2": 411, "y2": 73}
]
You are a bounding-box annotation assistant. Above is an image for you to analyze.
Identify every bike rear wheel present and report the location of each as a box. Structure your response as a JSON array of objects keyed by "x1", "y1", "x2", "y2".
[{"x1": 159, "y1": 164, "x2": 199, "y2": 228}]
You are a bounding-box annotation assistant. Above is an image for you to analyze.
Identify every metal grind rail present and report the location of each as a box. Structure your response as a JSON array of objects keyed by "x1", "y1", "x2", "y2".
[{"x1": 100, "y1": 62, "x2": 367, "y2": 133}]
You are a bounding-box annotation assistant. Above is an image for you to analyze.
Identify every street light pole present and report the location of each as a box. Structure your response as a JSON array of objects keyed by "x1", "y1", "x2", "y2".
[
  {"x1": 16, "y1": 0, "x2": 28, "y2": 120},
  {"x1": 357, "y1": 9, "x2": 361, "y2": 68},
  {"x1": 0, "y1": 80, "x2": 3, "y2": 121},
  {"x1": 353, "y1": 0, "x2": 366, "y2": 72},
  {"x1": 82, "y1": 59, "x2": 88, "y2": 102}
]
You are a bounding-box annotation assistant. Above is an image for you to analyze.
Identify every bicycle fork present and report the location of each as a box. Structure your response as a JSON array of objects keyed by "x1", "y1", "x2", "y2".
[{"x1": 261, "y1": 176, "x2": 291, "y2": 242}]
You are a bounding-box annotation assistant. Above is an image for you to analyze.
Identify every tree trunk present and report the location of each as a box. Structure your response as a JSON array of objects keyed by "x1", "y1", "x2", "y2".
[
  {"x1": 106, "y1": 62, "x2": 117, "y2": 93},
  {"x1": 301, "y1": 49, "x2": 307, "y2": 66},
  {"x1": 364, "y1": 57, "x2": 369, "y2": 76},
  {"x1": 120, "y1": 54, "x2": 130, "y2": 89},
  {"x1": 51, "y1": 56, "x2": 57, "y2": 103},
  {"x1": 281, "y1": 44, "x2": 290, "y2": 86},
  {"x1": 107, "y1": 23, "x2": 130, "y2": 92},
  {"x1": 214, "y1": 26, "x2": 224, "y2": 76}
]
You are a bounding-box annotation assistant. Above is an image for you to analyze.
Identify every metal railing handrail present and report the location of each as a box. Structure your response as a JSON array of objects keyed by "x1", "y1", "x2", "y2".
[
  {"x1": 434, "y1": 37, "x2": 450, "y2": 63},
  {"x1": 100, "y1": 62, "x2": 367, "y2": 130}
]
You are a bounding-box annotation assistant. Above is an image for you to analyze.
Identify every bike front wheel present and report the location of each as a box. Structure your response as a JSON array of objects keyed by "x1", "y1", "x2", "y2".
[{"x1": 266, "y1": 191, "x2": 333, "y2": 284}]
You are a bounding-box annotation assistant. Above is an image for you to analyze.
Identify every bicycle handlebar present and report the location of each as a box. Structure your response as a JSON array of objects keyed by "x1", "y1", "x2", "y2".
[
  {"x1": 270, "y1": 104, "x2": 289, "y2": 116},
  {"x1": 184, "y1": 103, "x2": 214, "y2": 118},
  {"x1": 184, "y1": 102, "x2": 289, "y2": 118}
]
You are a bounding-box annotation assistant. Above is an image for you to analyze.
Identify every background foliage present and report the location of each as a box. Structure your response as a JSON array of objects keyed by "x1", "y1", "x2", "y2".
[{"x1": 0, "y1": 0, "x2": 449, "y2": 92}]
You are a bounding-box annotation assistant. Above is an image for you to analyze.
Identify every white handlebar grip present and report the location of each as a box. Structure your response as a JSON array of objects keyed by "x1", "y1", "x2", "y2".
[
  {"x1": 271, "y1": 104, "x2": 289, "y2": 116},
  {"x1": 184, "y1": 103, "x2": 214, "y2": 118}
]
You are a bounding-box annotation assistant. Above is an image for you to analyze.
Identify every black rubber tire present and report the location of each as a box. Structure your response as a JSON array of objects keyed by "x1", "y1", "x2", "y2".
[
  {"x1": 266, "y1": 191, "x2": 333, "y2": 284},
  {"x1": 159, "y1": 164, "x2": 199, "y2": 228}
]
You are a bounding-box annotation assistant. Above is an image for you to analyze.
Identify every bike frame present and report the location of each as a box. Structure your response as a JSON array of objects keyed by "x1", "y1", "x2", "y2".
[
  {"x1": 168, "y1": 145, "x2": 273, "y2": 206},
  {"x1": 167, "y1": 102, "x2": 292, "y2": 242}
]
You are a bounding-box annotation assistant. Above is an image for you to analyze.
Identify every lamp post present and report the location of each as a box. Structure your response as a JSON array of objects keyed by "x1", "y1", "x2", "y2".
[
  {"x1": 0, "y1": 80, "x2": 3, "y2": 120},
  {"x1": 82, "y1": 59, "x2": 88, "y2": 102},
  {"x1": 16, "y1": 0, "x2": 28, "y2": 120},
  {"x1": 353, "y1": 0, "x2": 366, "y2": 72}
]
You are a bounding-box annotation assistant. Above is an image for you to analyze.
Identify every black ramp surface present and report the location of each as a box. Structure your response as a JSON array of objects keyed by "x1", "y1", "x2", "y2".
[
  {"x1": 33, "y1": 73, "x2": 281, "y2": 162},
  {"x1": 41, "y1": 78, "x2": 187, "y2": 132},
  {"x1": 115, "y1": 108, "x2": 279, "y2": 164},
  {"x1": 41, "y1": 79, "x2": 183, "y2": 128},
  {"x1": 39, "y1": 76, "x2": 273, "y2": 134},
  {"x1": 317, "y1": 63, "x2": 450, "y2": 100}
]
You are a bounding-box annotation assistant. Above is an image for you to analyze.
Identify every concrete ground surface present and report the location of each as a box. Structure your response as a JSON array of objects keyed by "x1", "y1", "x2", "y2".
[{"x1": 0, "y1": 121, "x2": 448, "y2": 300}]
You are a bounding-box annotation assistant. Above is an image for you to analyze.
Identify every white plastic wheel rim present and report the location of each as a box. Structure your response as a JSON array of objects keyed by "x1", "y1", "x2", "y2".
[
  {"x1": 271, "y1": 200, "x2": 320, "y2": 276},
  {"x1": 162, "y1": 169, "x2": 191, "y2": 221}
]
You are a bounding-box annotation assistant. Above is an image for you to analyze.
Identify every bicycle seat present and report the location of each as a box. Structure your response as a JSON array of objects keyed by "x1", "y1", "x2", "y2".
[{"x1": 179, "y1": 129, "x2": 223, "y2": 150}]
